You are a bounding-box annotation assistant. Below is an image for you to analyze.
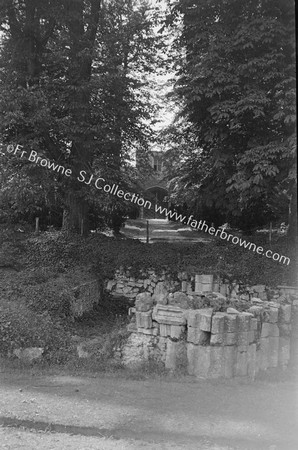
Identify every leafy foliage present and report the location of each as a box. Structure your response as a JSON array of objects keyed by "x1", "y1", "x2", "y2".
[
  {"x1": 21, "y1": 231, "x2": 295, "y2": 287},
  {"x1": 0, "y1": 0, "x2": 162, "y2": 232},
  {"x1": 0, "y1": 300, "x2": 71, "y2": 361},
  {"x1": 0, "y1": 226, "x2": 295, "y2": 365},
  {"x1": 165, "y1": 0, "x2": 296, "y2": 233}
]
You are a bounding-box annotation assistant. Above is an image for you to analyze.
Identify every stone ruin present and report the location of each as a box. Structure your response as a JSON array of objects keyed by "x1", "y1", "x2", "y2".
[{"x1": 106, "y1": 269, "x2": 298, "y2": 379}]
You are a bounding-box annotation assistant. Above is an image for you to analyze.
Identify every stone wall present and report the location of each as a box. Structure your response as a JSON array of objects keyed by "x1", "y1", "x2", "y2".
[
  {"x1": 106, "y1": 268, "x2": 271, "y2": 302},
  {"x1": 105, "y1": 268, "x2": 180, "y2": 301},
  {"x1": 105, "y1": 269, "x2": 298, "y2": 379}
]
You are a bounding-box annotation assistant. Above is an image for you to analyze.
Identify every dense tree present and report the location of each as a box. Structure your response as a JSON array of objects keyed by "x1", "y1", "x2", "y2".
[
  {"x1": 0, "y1": 0, "x2": 160, "y2": 232},
  {"x1": 88, "y1": 0, "x2": 161, "y2": 232},
  {"x1": 0, "y1": 0, "x2": 66, "y2": 226},
  {"x1": 0, "y1": 0, "x2": 102, "y2": 232},
  {"x1": 166, "y1": 0, "x2": 296, "y2": 235}
]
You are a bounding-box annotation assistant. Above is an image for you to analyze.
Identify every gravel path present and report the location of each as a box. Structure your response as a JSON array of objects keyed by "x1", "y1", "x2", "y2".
[{"x1": 0, "y1": 371, "x2": 297, "y2": 449}]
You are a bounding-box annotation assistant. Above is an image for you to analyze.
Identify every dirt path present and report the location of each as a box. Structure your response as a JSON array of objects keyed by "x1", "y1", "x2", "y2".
[
  {"x1": 0, "y1": 371, "x2": 297, "y2": 450},
  {"x1": 123, "y1": 219, "x2": 211, "y2": 243}
]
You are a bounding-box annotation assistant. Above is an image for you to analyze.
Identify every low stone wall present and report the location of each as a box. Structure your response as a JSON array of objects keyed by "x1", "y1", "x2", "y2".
[
  {"x1": 105, "y1": 268, "x2": 180, "y2": 301},
  {"x1": 106, "y1": 268, "x2": 274, "y2": 303},
  {"x1": 112, "y1": 270, "x2": 298, "y2": 379}
]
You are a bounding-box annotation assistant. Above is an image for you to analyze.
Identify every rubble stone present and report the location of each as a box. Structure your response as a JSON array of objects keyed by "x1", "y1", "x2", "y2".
[
  {"x1": 248, "y1": 305, "x2": 263, "y2": 317},
  {"x1": 111, "y1": 269, "x2": 295, "y2": 378},
  {"x1": 168, "y1": 291, "x2": 192, "y2": 309},
  {"x1": 235, "y1": 348, "x2": 248, "y2": 376},
  {"x1": 122, "y1": 333, "x2": 155, "y2": 367},
  {"x1": 279, "y1": 337, "x2": 290, "y2": 367},
  {"x1": 13, "y1": 347, "x2": 44, "y2": 363},
  {"x1": 223, "y1": 346, "x2": 236, "y2": 378},
  {"x1": 268, "y1": 336, "x2": 279, "y2": 367},
  {"x1": 259, "y1": 337, "x2": 270, "y2": 371},
  {"x1": 187, "y1": 327, "x2": 209, "y2": 345},
  {"x1": 279, "y1": 323, "x2": 292, "y2": 337},
  {"x1": 261, "y1": 323, "x2": 279, "y2": 338},
  {"x1": 237, "y1": 331, "x2": 249, "y2": 347},
  {"x1": 224, "y1": 333, "x2": 237, "y2": 346},
  {"x1": 248, "y1": 330, "x2": 255, "y2": 344},
  {"x1": 187, "y1": 308, "x2": 213, "y2": 331},
  {"x1": 170, "y1": 325, "x2": 185, "y2": 340},
  {"x1": 191, "y1": 345, "x2": 211, "y2": 378},
  {"x1": 251, "y1": 318, "x2": 258, "y2": 330},
  {"x1": 262, "y1": 307, "x2": 279, "y2": 323},
  {"x1": 251, "y1": 297, "x2": 264, "y2": 304},
  {"x1": 227, "y1": 307, "x2": 240, "y2": 314},
  {"x1": 247, "y1": 344, "x2": 257, "y2": 379},
  {"x1": 135, "y1": 292, "x2": 154, "y2": 312},
  {"x1": 210, "y1": 333, "x2": 224, "y2": 345},
  {"x1": 237, "y1": 313, "x2": 252, "y2": 332},
  {"x1": 209, "y1": 346, "x2": 224, "y2": 378},
  {"x1": 154, "y1": 293, "x2": 168, "y2": 305},
  {"x1": 138, "y1": 327, "x2": 158, "y2": 336},
  {"x1": 251, "y1": 285, "x2": 266, "y2": 293},
  {"x1": 225, "y1": 314, "x2": 238, "y2": 333},
  {"x1": 160, "y1": 323, "x2": 171, "y2": 337},
  {"x1": 136, "y1": 311, "x2": 152, "y2": 329},
  {"x1": 106, "y1": 280, "x2": 116, "y2": 291},
  {"x1": 127, "y1": 322, "x2": 137, "y2": 333},
  {"x1": 211, "y1": 313, "x2": 226, "y2": 334},
  {"x1": 165, "y1": 340, "x2": 177, "y2": 369},
  {"x1": 279, "y1": 305, "x2": 291, "y2": 324},
  {"x1": 152, "y1": 304, "x2": 186, "y2": 325}
]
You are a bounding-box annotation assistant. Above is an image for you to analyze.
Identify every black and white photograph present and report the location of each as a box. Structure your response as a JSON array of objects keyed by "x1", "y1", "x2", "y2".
[{"x1": 0, "y1": 0, "x2": 297, "y2": 448}]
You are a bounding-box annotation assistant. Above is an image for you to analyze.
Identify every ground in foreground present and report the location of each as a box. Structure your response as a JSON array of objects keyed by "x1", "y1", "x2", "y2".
[{"x1": 0, "y1": 370, "x2": 297, "y2": 450}]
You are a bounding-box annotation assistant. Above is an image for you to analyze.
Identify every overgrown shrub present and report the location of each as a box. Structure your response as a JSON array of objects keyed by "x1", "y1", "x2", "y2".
[
  {"x1": 22, "y1": 283, "x2": 72, "y2": 317},
  {"x1": 0, "y1": 300, "x2": 71, "y2": 362},
  {"x1": 23, "y1": 231, "x2": 296, "y2": 287}
]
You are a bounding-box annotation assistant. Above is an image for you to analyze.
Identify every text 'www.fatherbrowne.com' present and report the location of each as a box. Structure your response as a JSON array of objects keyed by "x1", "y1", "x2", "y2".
[
  {"x1": 0, "y1": 142, "x2": 291, "y2": 266},
  {"x1": 154, "y1": 204, "x2": 291, "y2": 266}
]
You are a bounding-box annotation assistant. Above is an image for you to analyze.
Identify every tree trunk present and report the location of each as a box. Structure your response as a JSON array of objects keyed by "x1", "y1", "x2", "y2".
[
  {"x1": 62, "y1": 191, "x2": 89, "y2": 235},
  {"x1": 61, "y1": 0, "x2": 101, "y2": 235}
]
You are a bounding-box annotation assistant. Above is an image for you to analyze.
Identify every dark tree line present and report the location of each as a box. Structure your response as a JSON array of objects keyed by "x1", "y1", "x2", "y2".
[
  {"x1": 163, "y1": 0, "x2": 296, "y2": 238},
  {"x1": 0, "y1": 0, "x2": 296, "y2": 242},
  {"x1": 0, "y1": 0, "x2": 160, "y2": 233}
]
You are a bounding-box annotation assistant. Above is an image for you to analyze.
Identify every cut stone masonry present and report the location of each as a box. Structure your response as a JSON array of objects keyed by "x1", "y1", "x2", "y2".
[{"x1": 109, "y1": 269, "x2": 298, "y2": 379}]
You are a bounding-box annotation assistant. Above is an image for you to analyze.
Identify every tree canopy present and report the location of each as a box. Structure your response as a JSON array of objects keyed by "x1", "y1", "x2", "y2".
[
  {"x1": 0, "y1": 0, "x2": 296, "y2": 239},
  {"x1": 0, "y1": 0, "x2": 162, "y2": 232},
  {"x1": 164, "y1": 0, "x2": 296, "y2": 233}
]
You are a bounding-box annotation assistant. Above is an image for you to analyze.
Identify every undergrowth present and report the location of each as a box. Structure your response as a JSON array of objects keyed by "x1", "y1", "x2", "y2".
[
  {"x1": 0, "y1": 226, "x2": 296, "y2": 369},
  {"x1": 20, "y1": 229, "x2": 296, "y2": 286}
]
